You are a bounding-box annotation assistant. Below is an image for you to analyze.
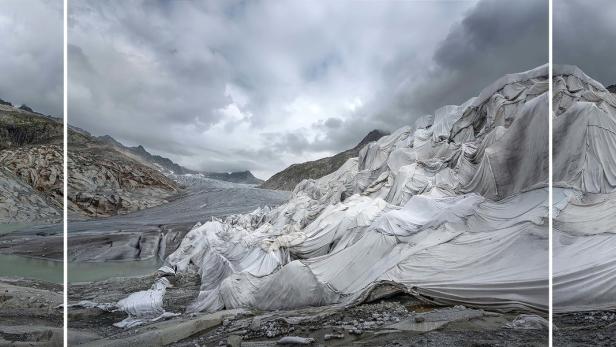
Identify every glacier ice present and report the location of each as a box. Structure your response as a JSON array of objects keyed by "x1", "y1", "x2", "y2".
[
  {"x1": 113, "y1": 65, "x2": 553, "y2": 322},
  {"x1": 553, "y1": 65, "x2": 616, "y2": 312}
]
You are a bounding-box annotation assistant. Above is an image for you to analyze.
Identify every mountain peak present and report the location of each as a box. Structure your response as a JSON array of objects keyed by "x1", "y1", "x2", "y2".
[
  {"x1": 18, "y1": 104, "x2": 34, "y2": 112},
  {"x1": 133, "y1": 144, "x2": 148, "y2": 154},
  {"x1": 261, "y1": 129, "x2": 388, "y2": 191},
  {"x1": 356, "y1": 129, "x2": 388, "y2": 149}
]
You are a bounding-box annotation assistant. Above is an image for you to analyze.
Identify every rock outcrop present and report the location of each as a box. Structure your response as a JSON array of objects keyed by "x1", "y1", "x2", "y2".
[
  {"x1": 0, "y1": 103, "x2": 63, "y2": 223},
  {"x1": 97, "y1": 135, "x2": 196, "y2": 175},
  {"x1": 68, "y1": 129, "x2": 180, "y2": 218},
  {"x1": 260, "y1": 130, "x2": 388, "y2": 191}
]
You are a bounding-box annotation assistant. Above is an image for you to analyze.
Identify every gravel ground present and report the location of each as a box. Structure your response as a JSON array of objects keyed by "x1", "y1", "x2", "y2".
[
  {"x1": 170, "y1": 295, "x2": 548, "y2": 347},
  {"x1": 67, "y1": 273, "x2": 548, "y2": 347},
  {"x1": 0, "y1": 277, "x2": 64, "y2": 346},
  {"x1": 554, "y1": 311, "x2": 616, "y2": 347}
]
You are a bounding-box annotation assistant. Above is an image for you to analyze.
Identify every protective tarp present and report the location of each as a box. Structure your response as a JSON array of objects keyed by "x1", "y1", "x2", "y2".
[
  {"x1": 114, "y1": 277, "x2": 180, "y2": 328},
  {"x1": 552, "y1": 65, "x2": 616, "y2": 312},
  {"x1": 112, "y1": 65, "x2": 550, "y2": 324}
]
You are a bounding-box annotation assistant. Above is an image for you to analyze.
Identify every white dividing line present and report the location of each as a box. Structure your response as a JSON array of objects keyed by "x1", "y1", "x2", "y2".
[
  {"x1": 548, "y1": 0, "x2": 554, "y2": 345},
  {"x1": 63, "y1": 0, "x2": 68, "y2": 345}
]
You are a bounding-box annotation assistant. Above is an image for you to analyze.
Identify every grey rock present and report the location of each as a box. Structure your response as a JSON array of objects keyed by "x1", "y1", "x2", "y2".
[{"x1": 227, "y1": 334, "x2": 242, "y2": 347}]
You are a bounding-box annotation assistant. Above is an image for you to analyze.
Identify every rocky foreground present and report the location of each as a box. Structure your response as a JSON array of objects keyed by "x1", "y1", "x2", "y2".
[
  {"x1": 67, "y1": 272, "x2": 548, "y2": 347},
  {"x1": 554, "y1": 312, "x2": 616, "y2": 347},
  {"x1": 0, "y1": 278, "x2": 63, "y2": 347}
]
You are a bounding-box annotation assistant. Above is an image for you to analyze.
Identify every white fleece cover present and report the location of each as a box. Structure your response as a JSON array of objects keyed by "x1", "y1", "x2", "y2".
[
  {"x1": 115, "y1": 65, "x2": 551, "y2": 323},
  {"x1": 553, "y1": 65, "x2": 616, "y2": 312}
]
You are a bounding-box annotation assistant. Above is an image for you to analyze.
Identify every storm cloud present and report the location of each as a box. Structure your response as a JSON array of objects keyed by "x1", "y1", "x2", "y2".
[
  {"x1": 68, "y1": 0, "x2": 547, "y2": 179},
  {"x1": 554, "y1": 0, "x2": 616, "y2": 85},
  {"x1": 0, "y1": 0, "x2": 63, "y2": 116}
]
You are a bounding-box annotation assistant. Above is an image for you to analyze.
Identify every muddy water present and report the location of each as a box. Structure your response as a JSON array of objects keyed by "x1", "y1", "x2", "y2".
[
  {"x1": 68, "y1": 258, "x2": 161, "y2": 283},
  {"x1": 0, "y1": 254, "x2": 62, "y2": 283},
  {"x1": 0, "y1": 254, "x2": 161, "y2": 284},
  {"x1": 0, "y1": 223, "x2": 30, "y2": 235}
]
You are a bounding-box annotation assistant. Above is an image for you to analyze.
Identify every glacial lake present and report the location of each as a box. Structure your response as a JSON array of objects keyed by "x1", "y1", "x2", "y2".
[
  {"x1": 0, "y1": 254, "x2": 63, "y2": 283},
  {"x1": 0, "y1": 254, "x2": 161, "y2": 283},
  {"x1": 68, "y1": 258, "x2": 161, "y2": 283},
  {"x1": 0, "y1": 223, "x2": 30, "y2": 235}
]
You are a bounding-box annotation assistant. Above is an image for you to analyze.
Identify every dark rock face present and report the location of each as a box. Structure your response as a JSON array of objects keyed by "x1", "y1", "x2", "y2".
[
  {"x1": 260, "y1": 130, "x2": 388, "y2": 191},
  {"x1": 18, "y1": 104, "x2": 34, "y2": 112},
  {"x1": 607, "y1": 84, "x2": 616, "y2": 93},
  {"x1": 0, "y1": 103, "x2": 64, "y2": 223},
  {"x1": 0, "y1": 107, "x2": 63, "y2": 150}
]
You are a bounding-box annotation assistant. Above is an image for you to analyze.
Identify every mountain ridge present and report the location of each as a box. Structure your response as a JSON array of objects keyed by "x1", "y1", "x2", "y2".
[
  {"x1": 260, "y1": 129, "x2": 388, "y2": 191},
  {"x1": 0, "y1": 100, "x2": 64, "y2": 223},
  {"x1": 96, "y1": 134, "x2": 262, "y2": 184}
]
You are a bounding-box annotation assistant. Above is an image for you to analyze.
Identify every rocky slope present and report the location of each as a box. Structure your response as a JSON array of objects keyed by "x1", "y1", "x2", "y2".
[
  {"x1": 68, "y1": 128, "x2": 180, "y2": 218},
  {"x1": 0, "y1": 278, "x2": 63, "y2": 346},
  {"x1": 0, "y1": 103, "x2": 63, "y2": 224},
  {"x1": 97, "y1": 134, "x2": 263, "y2": 184},
  {"x1": 607, "y1": 84, "x2": 616, "y2": 93},
  {"x1": 97, "y1": 135, "x2": 196, "y2": 175},
  {"x1": 260, "y1": 129, "x2": 387, "y2": 191}
]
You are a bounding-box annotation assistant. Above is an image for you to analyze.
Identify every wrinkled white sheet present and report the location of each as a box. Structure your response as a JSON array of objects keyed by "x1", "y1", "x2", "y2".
[
  {"x1": 113, "y1": 65, "x2": 550, "y2": 323},
  {"x1": 553, "y1": 65, "x2": 616, "y2": 312}
]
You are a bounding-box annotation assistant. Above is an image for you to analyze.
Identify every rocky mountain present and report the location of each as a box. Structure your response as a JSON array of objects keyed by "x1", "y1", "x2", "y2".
[
  {"x1": 0, "y1": 102, "x2": 63, "y2": 224},
  {"x1": 68, "y1": 129, "x2": 180, "y2": 218},
  {"x1": 203, "y1": 170, "x2": 263, "y2": 184},
  {"x1": 260, "y1": 129, "x2": 388, "y2": 191},
  {"x1": 97, "y1": 134, "x2": 262, "y2": 184},
  {"x1": 97, "y1": 135, "x2": 196, "y2": 175},
  {"x1": 607, "y1": 84, "x2": 616, "y2": 93}
]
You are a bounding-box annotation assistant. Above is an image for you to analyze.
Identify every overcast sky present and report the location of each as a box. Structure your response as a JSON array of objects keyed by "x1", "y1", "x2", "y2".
[
  {"x1": 554, "y1": 0, "x2": 616, "y2": 86},
  {"x1": 0, "y1": 0, "x2": 63, "y2": 116},
  {"x1": 68, "y1": 0, "x2": 547, "y2": 179}
]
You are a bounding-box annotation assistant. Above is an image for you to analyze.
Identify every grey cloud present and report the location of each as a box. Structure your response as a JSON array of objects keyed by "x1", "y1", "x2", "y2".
[
  {"x1": 0, "y1": 0, "x2": 63, "y2": 115},
  {"x1": 68, "y1": 0, "x2": 546, "y2": 179},
  {"x1": 324, "y1": 118, "x2": 342, "y2": 129},
  {"x1": 554, "y1": 0, "x2": 616, "y2": 85},
  {"x1": 389, "y1": 0, "x2": 548, "y2": 118}
]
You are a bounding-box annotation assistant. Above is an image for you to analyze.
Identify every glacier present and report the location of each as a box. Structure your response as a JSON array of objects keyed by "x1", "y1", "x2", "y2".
[
  {"x1": 115, "y1": 65, "x2": 552, "y2": 325},
  {"x1": 553, "y1": 65, "x2": 616, "y2": 312}
]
